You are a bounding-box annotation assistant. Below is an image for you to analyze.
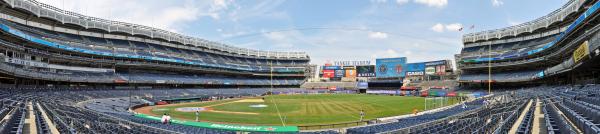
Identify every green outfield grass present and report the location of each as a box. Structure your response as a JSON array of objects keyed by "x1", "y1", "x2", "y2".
[{"x1": 150, "y1": 94, "x2": 460, "y2": 127}]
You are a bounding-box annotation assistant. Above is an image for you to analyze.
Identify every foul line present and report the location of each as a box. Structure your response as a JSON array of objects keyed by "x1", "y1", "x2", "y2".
[{"x1": 270, "y1": 95, "x2": 286, "y2": 126}]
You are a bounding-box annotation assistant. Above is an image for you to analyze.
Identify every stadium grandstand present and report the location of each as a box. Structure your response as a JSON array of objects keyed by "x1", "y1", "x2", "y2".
[
  {"x1": 0, "y1": 0, "x2": 309, "y2": 88},
  {"x1": 0, "y1": 0, "x2": 599, "y2": 134},
  {"x1": 456, "y1": 0, "x2": 600, "y2": 86}
]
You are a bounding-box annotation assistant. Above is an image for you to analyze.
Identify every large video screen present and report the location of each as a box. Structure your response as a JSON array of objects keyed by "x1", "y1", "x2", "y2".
[
  {"x1": 404, "y1": 63, "x2": 425, "y2": 76},
  {"x1": 375, "y1": 57, "x2": 407, "y2": 78},
  {"x1": 356, "y1": 65, "x2": 376, "y2": 77}
]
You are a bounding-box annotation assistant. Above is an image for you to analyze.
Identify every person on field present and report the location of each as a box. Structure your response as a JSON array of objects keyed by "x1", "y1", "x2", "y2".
[
  {"x1": 195, "y1": 111, "x2": 200, "y2": 121},
  {"x1": 413, "y1": 108, "x2": 419, "y2": 115},
  {"x1": 359, "y1": 110, "x2": 365, "y2": 121},
  {"x1": 166, "y1": 114, "x2": 171, "y2": 124},
  {"x1": 161, "y1": 113, "x2": 168, "y2": 124}
]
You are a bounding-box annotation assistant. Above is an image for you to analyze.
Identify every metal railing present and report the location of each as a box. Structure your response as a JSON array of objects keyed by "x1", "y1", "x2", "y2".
[{"x1": 463, "y1": 0, "x2": 585, "y2": 43}]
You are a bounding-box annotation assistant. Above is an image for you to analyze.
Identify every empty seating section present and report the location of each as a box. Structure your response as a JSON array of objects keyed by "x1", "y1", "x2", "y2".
[
  {"x1": 402, "y1": 93, "x2": 531, "y2": 134},
  {"x1": 0, "y1": 102, "x2": 26, "y2": 134},
  {"x1": 0, "y1": 19, "x2": 308, "y2": 76},
  {"x1": 558, "y1": 99, "x2": 600, "y2": 133},
  {"x1": 346, "y1": 85, "x2": 600, "y2": 134},
  {"x1": 33, "y1": 103, "x2": 50, "y2": 134},
  {"x1": 516, "y1": 102, "x2": 535, "y2": 134},
  {"x1": 346, "y1": 99, "x2": 484, "y2": 134},
  {"x1": 0, "y1": 60, "x2": 303, "y2": 86},
  {"x1": 0, "y1": 88, "x2": 335, "y2": 134},
  {"x1": 1, "y1": 85, "x2": 599, "y2": 133},
  {"x1": 546, "y1": 84, "x2": 600, "y2": 134},
  {"x1": 544, "y1": 98, "x2": 578, "y2": 134},
  {"x1": 460, "y1": 70, "x2": 541, "y2": 82},
  {"x1": 461, "y1": 35, "x2": 556, "y2": 58}
]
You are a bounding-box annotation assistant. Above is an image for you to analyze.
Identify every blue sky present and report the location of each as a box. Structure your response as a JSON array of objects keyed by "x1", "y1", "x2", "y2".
[{"x1": 39, "y1": 0, "x2": 567, "y2": 65}]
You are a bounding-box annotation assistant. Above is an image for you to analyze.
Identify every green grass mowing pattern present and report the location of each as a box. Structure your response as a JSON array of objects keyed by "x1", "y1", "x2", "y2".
[{"x1": 151, "y1": 94, "x2": 460, "y2": 126}]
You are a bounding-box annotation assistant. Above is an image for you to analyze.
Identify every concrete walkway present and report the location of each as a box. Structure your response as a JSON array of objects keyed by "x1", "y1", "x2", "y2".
[
  {"x1": 531, "y1": 98, "x2": 546, "y2": 134},
  {"x1": 35, "y1": 103, "x2": 60, "y2": 134},
  {"x1": 24, "y1": 102, "x2": 37, "y2": 134},
  {"x1": 508, "y1": 99, "x2": 533, "y2": 134}
]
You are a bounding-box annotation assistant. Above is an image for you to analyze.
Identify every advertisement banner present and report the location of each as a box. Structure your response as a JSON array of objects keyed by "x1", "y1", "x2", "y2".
[
  {"x1": 135, "y1": 114, "x2": 298, "y2": 132},
  {"x1": 366, "y1": 90, "x2": 398, "y2": 94},
  {"x1": 405, "y1": 63, "x2": 425, "y2": 72},
  {"x1": 323, "y1": 66, "x2": 342, "y2": 70},
  {"x1": 376, "y1": 57, "x2": 407, "y2": 78},
  {"x1": 323, "y1": 70, "x2": 335, "y2": 78},
  {"x1": 573, "y1": 41, "x2": 589, "y2": 63},
  {"x1": 357, "y1": 82, "x2": 368, "y2": 89},
  {"x1": 345, "y1": 69, "x2": 357, "y2": 78},
  {"x1": 424, "y1": 60, "x2": 446, "y2": 66},
  {"x1": 356, "y1": 65, "x2": 376, "y2": 77},
  {"x1": 406, "y1": 71, "x2": 424, "y2": 76},
  {"x1": 335, "y1": 70, "x2": 345, "y2": 78},
  {"x1": 436, "y1": 65, "x2": 446, "y2": 75},
  {"x1": 343, "y1": 66, "x2": 357, "y2": 70},
  {"x1": 425, "y1": 66, "x2": 435, "y2": 75}
]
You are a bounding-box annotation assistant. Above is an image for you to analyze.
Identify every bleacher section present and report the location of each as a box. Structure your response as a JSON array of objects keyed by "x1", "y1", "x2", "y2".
[
  {"x1": 0, "y1": 19, "x2": 307, "y2": 72},
  {"x1": 457, "y1": 0, "x2": 600, "y2": 87},
  {"x1": 0, "y1": 85, "x2": 599, "y2": 133},
  {"x1": 0, "y1": 4, "x2": 309, "y2": 87},
  {"x1": 459, "y1": 70, "x2": 543, "y2": 82}
]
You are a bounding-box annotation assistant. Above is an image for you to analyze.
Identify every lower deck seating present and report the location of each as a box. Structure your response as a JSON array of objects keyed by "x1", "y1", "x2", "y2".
[{"x1": 0, "y1": 85, "x2": 598, "y2": 133}]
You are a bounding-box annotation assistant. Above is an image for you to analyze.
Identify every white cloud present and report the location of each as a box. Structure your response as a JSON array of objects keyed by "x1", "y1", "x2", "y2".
[
  {"x1": 371, "y1": 49, "x2": 400, "y2": 59},
  {"x1": 431, "y1": 23, "x2": 463, "y2": 33},
  {"x1": 259, "y1": 30, "x2": 309, "y2": 50},
  {"x1": 368, "y1": 32, "x2": 389, "y2": 39},
  {"x1": 213, "y1": 0, "x2": 228, "y2": 8},
  {"x1": 492, "y1": 0, "x2": 504, "y2": 7},
  {"x1": 414, "y1": 0, "x2": 448, "y2": 8},
  {"x1": 371, "y1": 0, "x2": 388, "y2": 3},
  {"x1": 37, "y1": 0, "x2": 233, "y2": 33},
  {"x1": 396, "y1": 0, "x2": 410, "y2": 5},
  {"x1": 263, "y1": 32, "x2": 287, "y2": 41},
  {"x1": 445, "y1": 23, "x2": 463, "y2": 32},
  {"x1": 507, "y1": 19, "x2": 522, "y2": 26},
  {"x1": 431, "y1": 23, "x2": 445, "y2": 32},
  {"x1": 228, "y1": 0, "x2": 288, "y2": 22},
  {"x1": 221, "y1": 31, "x2": 247, "y2": 38},
  {"x1": 403, "y1": 50, "x2": 413, "y2": 55},
  {"x1": 386, "y1": 49, "x2": 400, "y2": 57}
]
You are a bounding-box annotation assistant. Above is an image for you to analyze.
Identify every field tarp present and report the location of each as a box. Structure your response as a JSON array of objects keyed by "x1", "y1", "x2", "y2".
[{"x1": 134, "y1": 114, "x2": 299, "y2": 132}]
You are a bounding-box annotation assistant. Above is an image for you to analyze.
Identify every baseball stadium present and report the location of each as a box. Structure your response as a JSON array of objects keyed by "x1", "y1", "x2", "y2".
[{"x1": 0, "y1": 0, "x2": 600, "y2": 134}]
